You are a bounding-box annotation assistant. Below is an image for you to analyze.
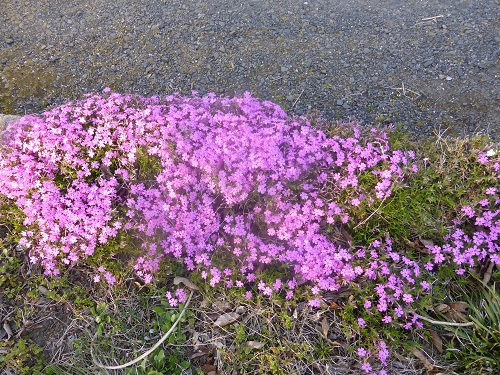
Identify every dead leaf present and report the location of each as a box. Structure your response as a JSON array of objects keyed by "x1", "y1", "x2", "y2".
[
  {"x1": 408, "y1": 347, "x2": 436, "y2": 372},
  {"x1": 434, "y1": 303, "x2": 450, "y2": 314},
  {"x1": 3, "y1": 322, "x2": 12, "y2": 340},
  {"x1": 214, "y1": 300, "x2": 232, "y2": 312},
  {"x1": 190, "y1": 351, "x2": 208, "y2": 360},
  {"x1": 329, "y1": 300, "x2": 342, "y2": 310},
  {"x1": 418, "y1": 237, "x2": 434, "y2": 248},
  {"x1": 327, "y1": 340, "x2": 343, "y2": 347},
  {"x1": 413, "y1": 237, "x2": 433, "y2": 254},
  {"x1": 482, "y1": 262, "x2": 494, "y2": 285},
  {"x1": 448, "y1": 301, "x2": 468, "y2": 314},
  {"x1": 447, "y1": 301, "x2": 468, "y2": 322},
  {"x1": 236, "y1": 305, "x2": 246, "y2": 314},
  {"x1": 214, "y1": 312, "x2": 239, "y2": 327},
  {"x1": 320, "y1": 317, "x2": 329, "y2": 338},
  {"x1": 428, "y1": 329, "x2": 443, "y2": 353},
  {"x1": 202, "y1": 364, "x2": 216, "y2": 373},
  {"x1": 392, "y1": 351, "x2": 407, "y2": 362},
  {"x1": 192, "y1": 331, "x2": 199, "y2": 345},
  {"x1": 243, "y1": 341, "x2": 265, "y2": 350},
  {"x1": 173, "y1": 276, "x2": 199, "y2": 291},
  {"x1": 35, "y1": 297, "x2": 51, "y2": 306},
  {"x1": 404, "y1": 239, "x2": 417, "y2": 248},
  {"x1": 340, "y1": 226, "x2": 352, "y2": 243}
]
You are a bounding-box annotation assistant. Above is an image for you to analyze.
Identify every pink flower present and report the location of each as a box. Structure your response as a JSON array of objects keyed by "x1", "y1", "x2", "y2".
[
  {"x1": 485, "y1": 187, "x2": 497, "y2": 195},
  {"x1": 361, "y1": 362, "x2": 372, "y2": 373},
  {"x1": 461, "y1": 205, "x2": 475, "y2": 218},
  {"x1": 357, "y1": 347, "x2": 367, "y2": 357},
  {"x1": 308, "y1": 299, "x2": 321, "y2": 308},
  {"x1": 382, "y1": 315, "x2": 392, "y2": 324},
  {"x1": 104, "y1": 272, "x2": 116, "y2": 285},
  {"x1": 402, "y1": 294, "x2": 414, "y2": 304},
  {"x1": 175, "y1": 288, "x2": 187, "y2": 303}
]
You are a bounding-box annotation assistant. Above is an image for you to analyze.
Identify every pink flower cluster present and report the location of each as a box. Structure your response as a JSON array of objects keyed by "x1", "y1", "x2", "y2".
[
  {"x1": 425, "y1": 150, "x2": 500, "y2": 273},
  {"x1": 0, "y1": 91, "x2": 414, "y2": 292},
  {"x1": 9, "y1": 91, "x2": 499, "y2": 373}
]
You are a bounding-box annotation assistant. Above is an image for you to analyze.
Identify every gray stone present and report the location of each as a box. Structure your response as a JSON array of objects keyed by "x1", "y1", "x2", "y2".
[
  {"x1": 0, "y1": 114, "x2": 22, "y2": 134},
  {"x1": 423, "y1": 60, "x2": 434, "y2": 68},
  {"x1": 0, "y1": 113, "x2": 22, "y2": 142}
]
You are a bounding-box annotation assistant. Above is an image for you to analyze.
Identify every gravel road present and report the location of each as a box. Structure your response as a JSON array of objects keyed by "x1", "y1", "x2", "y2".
[{"x1": 1, "y1": 0, "x2": 499, "y2": 139}]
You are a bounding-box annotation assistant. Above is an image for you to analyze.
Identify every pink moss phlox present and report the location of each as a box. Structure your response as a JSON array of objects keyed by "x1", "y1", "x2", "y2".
[
  {"x1": 424, "y1": 149, "x2": 500, "y2": 269},
  {"x1": 0, "y1": 91, "x2": 414, "y2": 288},
  {"x1": 4, "y1": 92, "x2": 498, "y2": 372}
]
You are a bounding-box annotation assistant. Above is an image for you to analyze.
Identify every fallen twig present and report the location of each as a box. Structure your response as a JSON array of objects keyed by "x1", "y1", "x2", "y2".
[
  {"x1": 413, "y1": 312, "x2": 474, "y2": 327},
  {"x1": 389, "y1": 82, "x2": 421, "y2": 99},
  {"x1": 91, "y1": 290, "x2": 194, "y2": 370},
  {"x1": 292, "y1": 89, "x2": 305, "y2": 108},
  {"x1": 421, "y1": 15, "x2": 444, "y2": 22},
  {"x1": 353, "y1": 196, "x2": 388, "y2": 230}
]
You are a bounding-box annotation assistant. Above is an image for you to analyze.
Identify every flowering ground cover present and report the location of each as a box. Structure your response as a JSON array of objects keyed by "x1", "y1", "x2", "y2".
[{"x1": 0, "y1": 91, "x2": 499, "y2": 375}]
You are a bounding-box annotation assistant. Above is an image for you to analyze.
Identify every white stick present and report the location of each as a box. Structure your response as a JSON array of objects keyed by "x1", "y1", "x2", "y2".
[{"x1": 91, "y1": 290, "x2": 194, "y2": 370}]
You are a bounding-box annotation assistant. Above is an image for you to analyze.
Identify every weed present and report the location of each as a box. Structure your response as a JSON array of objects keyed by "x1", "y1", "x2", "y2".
[
  {"x1": 446, "y1": 282, "x2": 500, "y2": 374},
  {"x1": 0, "y1": 339, "x2": 44, "y2": 374}
]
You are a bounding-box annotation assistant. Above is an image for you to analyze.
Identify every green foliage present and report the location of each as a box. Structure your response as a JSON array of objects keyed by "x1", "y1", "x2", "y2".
[
  {"x1": 447, "y1": 283, "x2": 500, "y2": 374},
  {"x1": 90, "y1": 302, "x2": 112, "y2": 340},
  {"x1": 351, "y1": 131, "x2": 496, "y2": 245},
  {"x1": 0, "y1": 248, "x2": 23, "y2": 299},
  {"x1": 0, "y1": 339, "x2": 44, "y2": 374},
  {"x1": 235, "y1": 323, "x2": 248, "y2": 345},
  {"x1": 151, "y1": 300, "x2": 192, "y2": 344},
  {"x1": 124, "y1": 348, "x2": 190, "y2": 375}
]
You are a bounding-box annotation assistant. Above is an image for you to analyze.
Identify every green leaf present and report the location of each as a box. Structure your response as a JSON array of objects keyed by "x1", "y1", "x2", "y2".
[
  {"x1": 140, "y1": 358, "x2": 147, "y2": 370},
  {"x1": 96, "y1": 325, "x2": 103, "y2": 339},
  {"x1": 154, "y1": 349, "x2": 165, "y2": 363},
  {"x1": 152, "y1": 306, "x2": 166, "y2": 315}
]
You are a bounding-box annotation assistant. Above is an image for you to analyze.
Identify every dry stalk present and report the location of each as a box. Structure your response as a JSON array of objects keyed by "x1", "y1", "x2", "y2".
[
  {"x1": 413, "y1": 312, "x2": 474, "y2": 327},
  {"x1": 292, "y1": 89, "x2": 305, "y2": 108},
  {"x1": 91, "y1": 290, "x2": 194, "y2": 370},
  {"x1": 421, "y1": 15, "x2": 444, "y2": 22}
]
